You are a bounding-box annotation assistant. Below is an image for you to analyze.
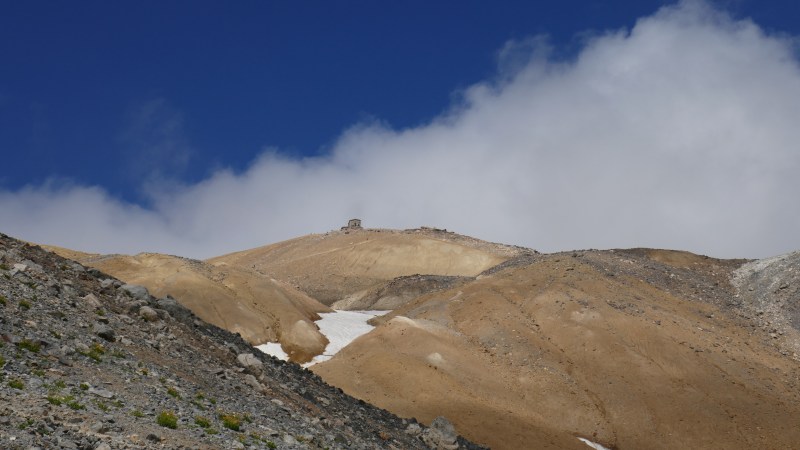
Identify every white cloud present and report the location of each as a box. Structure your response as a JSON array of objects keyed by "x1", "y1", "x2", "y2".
[{"x1": 2, "y1": 0, "x2": 800, "y2": 259}]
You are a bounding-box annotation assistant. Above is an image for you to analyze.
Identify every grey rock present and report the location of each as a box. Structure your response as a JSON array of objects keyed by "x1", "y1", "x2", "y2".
[
  {"x1": 120, "y1": 284, "x2": 150, "y2": 301},
  {"x1": 89, "y1": 387, "x2": 115, "y2": 399},
  {"x1": 94, "y1": 443, "x2": 111, "y2": 450},
  {"x1": 82, "y1": 293, "x2": 102, "y2": 309},
  {"x1": 156, "y1": 296, "x2": 194, "y2": 323},
  {"x1": 138, "y1": 306, "x2": 159, "y2": 322},
  {"x1": 237, "y1": 353, "x2": 263, "y2": 373},
  {"x1": 421, "y1": 416, "x2": 459, "y2": 450},
  {"x1": 93, "y1": 323, "x2": 116, "y2": 342}
]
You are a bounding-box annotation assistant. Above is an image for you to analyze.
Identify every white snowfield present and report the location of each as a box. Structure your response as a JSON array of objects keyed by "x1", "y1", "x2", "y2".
[{"x1": 257, "y1": 310, "x2": 387, "y2": 367}]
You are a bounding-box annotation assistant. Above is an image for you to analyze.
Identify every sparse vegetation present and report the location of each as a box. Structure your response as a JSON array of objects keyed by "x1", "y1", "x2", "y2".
[
  {"x1": 67, "y1": 400, "x2": 85, "y2": 410},
  {"x1": 8, "y1": 379, "x2": 24, "y2": 390},
  {"x1": 131, "y1": 409, "x2": 145, "y2": 418},
  {"x1": 220, "y1": 413, "x2": 241, "y2": 431},
  {"x1": 167, "y1": 386, "x2": 181, "y2": 399},
  {"x1": 0, "y1": 295, "x2": 6, "y2": 306},
  {"x1": 46, "y1": 394, "x2": 76, "y2": 406},
  {"x1": 18, "y1": 299, "x2": 30, "y2": 310},
  {"x1": 16, "y1": 339, "x2": 41, "y2": 353},
  {"x1": 95, "y1": 400, "x2": 109, "y2": 412},
  {"x1": 157, "y1": 410, "x2": 178, "y2": 429},
  {"x1": 80, "y1": 382, "x2": 89, "y2": 390},
  {"x1": 17, "y1": 418, "x2": 34, "y2": 430},
  {"x1": 79, "y1": 343, "x2": 105, "y2": 362},
  {"x1": 194, "y1": 416, "x2": 211, "y2": 428}
]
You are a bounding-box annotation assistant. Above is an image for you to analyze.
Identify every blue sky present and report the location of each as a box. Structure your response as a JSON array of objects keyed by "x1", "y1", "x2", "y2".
[{"x1": 2, "y1": 0, "x2": 800, "y2": 258}]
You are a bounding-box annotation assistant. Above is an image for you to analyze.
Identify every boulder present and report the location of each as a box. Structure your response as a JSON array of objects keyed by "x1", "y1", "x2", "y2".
[
  {"x1": 82, "y1": 293, "x2": 102, "y2": 309},
  {"x1": 93, "y1": 323, "x2": 116, "y2": 342},
  {"x1": 120, "y1": 284, "x2": 150, "y2": 301},
  {"x1": 138, "y1": 306, "x2": 159, "y2": 322},
  {"x1": 421, "y1": 416, "x2": 459, "y2": 450},
  {"x1": 237, "y1": 353, "x2": 263, "y2": 374}
]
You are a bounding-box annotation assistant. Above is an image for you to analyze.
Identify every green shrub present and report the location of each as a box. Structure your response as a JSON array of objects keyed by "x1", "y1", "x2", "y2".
[
  {"x1": 194, "y1": 416, "x2": 211, "y2": 428},
  {"x1": 0, "y1": 295, "x2": 6, "y2": 306},
  {"x1": 8, "y1": 379, "x2": 24, "y2": 389},
  {"x1": 167, "y1": 387, "x2": 181, "y2": 399},
  {"x1": 80, "y1": 343, "x2": 105, "y2": 362},
  {"x1": 266, "y1": 441, "x2": 276, "y2": 449},
  {"x1": 18, "y1": 300, "x2": 30, "y2": 310},
  {"x1": 67, "y1": 400, "x2": 85, "y2": 410},
  {"x1": 79, "y1": 382, "x2": 89, "y2": 390},
  {"x1": 131, "y1": 409, "x2": 145, "y2": 418},
  {"x1": 16, "y1": 339, "x2": 40, "y2": 353},
  {"x1": 46, "y1": 394, "x2": 74, "y2": 406},
  {"x1": 220, "y1": 413, "x2": 241, "y2": 431},
  {"x1": 157, "y1": 410, "x2": 178, "y2": 429},
  {"x1": 204, "y1": 428, "x2": 219, "y2": 435}
]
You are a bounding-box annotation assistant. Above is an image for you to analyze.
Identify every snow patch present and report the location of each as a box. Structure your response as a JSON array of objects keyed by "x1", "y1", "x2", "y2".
[
  {"x1": 578, "y1": 437, "x2": 611, "y2": 450},
  {"x1": 256, "y1": 342, "x2": 288, "y2": 361},
  {"x1": 304, "y1": 310, "x2": 386, "y2": 367},
  {"x1": 256, "y1": 310, "x2": 387, "y2": 367}
]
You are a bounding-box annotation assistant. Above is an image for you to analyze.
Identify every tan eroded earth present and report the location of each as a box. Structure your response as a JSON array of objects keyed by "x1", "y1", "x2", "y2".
[
  {"x1": 43, "y1": 249, "x2": 331, "y2": 362},
  {"x1": 313, "y1": 250, "x2": 800, "y2": 449},
  {"x1": 208, "y1": 228, "x2": 522, "y2": 307}
]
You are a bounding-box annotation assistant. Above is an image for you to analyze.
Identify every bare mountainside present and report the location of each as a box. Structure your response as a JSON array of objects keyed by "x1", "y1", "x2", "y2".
[
  {"x1": 45, "y1": 228, "x2": 524, "y2": 363},
  {"x1": 0, "y1": 232, "x2": 485, "y2": 449},
  {"x1": 42, "y1": 250, "x2": 332, "y2": 363},
  {"x1": 314, "y1": 249, "x2": 800, "y2": 449},
  {"x1": 42, "y1": 229, "x2": 800, "y2": 449},
  {"x1": 208, "y1": 228, "x2": 526, "y2": 307}
]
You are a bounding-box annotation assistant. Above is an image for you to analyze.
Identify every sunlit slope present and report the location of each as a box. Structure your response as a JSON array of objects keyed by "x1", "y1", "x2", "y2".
[
  {"x1": 313, "y1": 250, "x2": 800, "y2": 450},
  {"x1": 46, "y1": 249, "x2": 331, "y2": 362},
  {"x1": 208, "y1": 228, "x2": 522, "y2": 306}
]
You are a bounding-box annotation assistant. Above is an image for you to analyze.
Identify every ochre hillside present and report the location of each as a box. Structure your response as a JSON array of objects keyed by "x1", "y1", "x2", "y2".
[
  {"x1": 44, "y1": 250, "x2": 331, "y2": 362},
  {"x1": 208, "y1": 227, "x2": 524, "y2": 306},
  {"x1": 313, "y1": 249, "x2": 800, "y2": 450}
]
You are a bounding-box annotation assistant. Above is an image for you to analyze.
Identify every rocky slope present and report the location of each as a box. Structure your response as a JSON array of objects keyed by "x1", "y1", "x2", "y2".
[
  {"x1": 314, "y1": 249, "x2": 800, "y2": 449},
  {"x1": 41, "y1": 251, "x2": 332, "y2": 364},
  {"x1": 0, "y1": 232, "x2": 484, "y2": 450}
]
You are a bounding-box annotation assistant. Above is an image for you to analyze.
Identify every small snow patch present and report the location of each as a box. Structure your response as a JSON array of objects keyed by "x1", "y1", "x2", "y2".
[
  {"x1": 304, "y1": 310, "x2": 386, "y2": 367},
  {"x1": 257, "y1": 310, "x2": 387, "y2": 366},
  {"x1": 256, "y1": 342, "x2": 289, "y2": 361},
  {"x1": 578, "y1": 437, "x2": 611, "y2": 450}
]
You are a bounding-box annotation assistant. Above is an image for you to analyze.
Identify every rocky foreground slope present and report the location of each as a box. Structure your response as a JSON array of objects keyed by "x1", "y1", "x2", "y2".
[{"x1": 0, "y1": 232, "x2": 483, "y2": 450}]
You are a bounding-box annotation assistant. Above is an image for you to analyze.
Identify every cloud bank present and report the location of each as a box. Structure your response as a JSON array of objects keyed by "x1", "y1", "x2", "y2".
[{"x1": 3, "y1": 1, "x2": 800, "y2": 259}]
